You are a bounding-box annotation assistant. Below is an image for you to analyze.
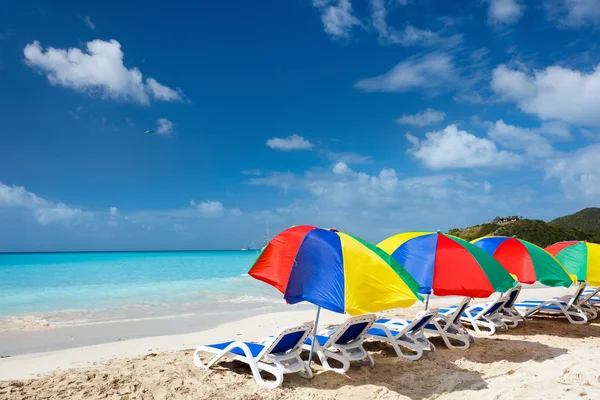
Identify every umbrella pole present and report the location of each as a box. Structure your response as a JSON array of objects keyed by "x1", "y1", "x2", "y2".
[
  {"x1": 425, "y1": 294, "x2": 430, "y2": 310},
  {"x1": 307, "y1": 306, "x2": 321, "y2": 369}
]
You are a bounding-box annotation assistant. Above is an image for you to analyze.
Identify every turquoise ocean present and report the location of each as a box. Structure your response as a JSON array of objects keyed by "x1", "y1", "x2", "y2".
[{"x1": 0, "y1": 251, "x2": 286, "y2": 328}]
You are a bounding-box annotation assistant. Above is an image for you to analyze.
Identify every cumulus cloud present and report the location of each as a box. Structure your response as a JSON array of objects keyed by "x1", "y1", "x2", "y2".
[
  {"x1": 196, "y1": 201, "x2": 225, "y2": 217},
  {"x1": 0, "y1": 182, "x2": 92, "y2": 225},
  {"x1": 146, "y1": 78, "x2": 183, "y2": 102},
  {"x1": 488, "y1": 0, "x2": 524, "y2": 25},
  {"x1": 491, "y1": 64, "x2": 600, "y2": 126},
  {"x1": 24, "y1": 39, "x2": 184, "y2": 105},
  {"x1": 486, "y1": 120, "x2": 555, "y2": 157},
  {"x1": 156, "y1": 118, "x2": 174, "y2": 136},
  {"x1": 546, "y1": 144, "x2": 600, "y2": 199},
  {"x1": 312, "y1": 0, "x2": 361, "y2": 39},
  {"x1": 266, "y1": 134, "x2": 313, "y2": 151},
  {"x1": 110, "y1": 206, "x2": 119, "y2": 216},
  {"x1": 545, "y1": 0, "x2": 600, "y2": 28},
  {"x1": 332, "y1": 161, "x2": 351, "y2": 175},
  {"x1": 396, "y1": 108, "x2": 445, "y2": 127},
  {"x1": 355, "y1": 52, "x2": 456, "y2": 93},
  {"x1": 406, "y1": 124, "x2": 523, "y2": 169},
  {"x1": 249, "y1": 162, "x2": 496, "y2": 220},
  {"x1": 83, "y1": 15, "x2": 96, "y2": 30}
]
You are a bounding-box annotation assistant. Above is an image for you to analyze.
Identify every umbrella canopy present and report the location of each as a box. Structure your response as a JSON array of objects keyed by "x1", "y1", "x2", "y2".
[
  {"x1": 545, "y1": 241, "x2": 600, "y2": 286},
  {"x1": 249, "y1": 225, "x2": 423, "y2": 315},
  {"x1": 471, "y1": 236, "x2": 573, "y2": 287},
  {"x1": 377, "y1": 232, "x2": 516, "y2": 298}
]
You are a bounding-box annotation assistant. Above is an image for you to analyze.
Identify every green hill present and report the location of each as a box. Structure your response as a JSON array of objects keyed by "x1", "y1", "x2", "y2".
[
  {"x1": 550, "y1": 207, "x2": 600, "y2": 232},
  {"x1": 448, "y1": 218, "x2": 597, "y2": 248}
]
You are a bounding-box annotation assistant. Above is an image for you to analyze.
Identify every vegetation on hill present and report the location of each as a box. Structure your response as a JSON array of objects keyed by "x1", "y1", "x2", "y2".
[
  {"x1": 550, "y1": 207, "x2": 600, "y2": 232},
  {"x1": 448, "y1": 219, "x2": 597, "y2": 248}
]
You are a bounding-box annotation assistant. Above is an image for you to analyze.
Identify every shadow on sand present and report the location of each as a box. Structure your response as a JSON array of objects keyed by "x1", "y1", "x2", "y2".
[
  {"x1": 500, "y1": 318, "x2": 600, "y2": 339},
  {"x1": 215, "y1": 335, "x2": 568, "y2": 399}
]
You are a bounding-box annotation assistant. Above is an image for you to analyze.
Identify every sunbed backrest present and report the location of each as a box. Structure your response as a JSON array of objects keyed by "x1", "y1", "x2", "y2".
[
  {"x1": 331, "y1": 314, "x2": 375, "y2": 345},
  {"x1": 582, "y1": 287, "x2": 600, "y2": 302},
  {"x1": 569, "y1": 282, "x2": 587, "y2": 306},
  {"x1": 271, "y1": 331, "x2": 308, "y2": 354},
  {"x1": 505, "y1": 285, "x2": 521, "y2": 308},
  {"x1": 484, "y1": 299, "x2": 505, "y2": 316},
  {"x1": 451, "y1": 298, "x2": 471, "y2": 325},
  {"x1": 263, "y1": 322, "x2": 313, "y2": 357},
  {"x1": 409, "y1": 312, "x2": 435, "y2": 332}
]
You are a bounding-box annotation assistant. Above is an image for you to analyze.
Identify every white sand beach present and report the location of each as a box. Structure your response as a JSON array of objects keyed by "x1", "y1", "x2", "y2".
[{"x1": 1, "y1": 286, "x2": 599, "y2": 399}]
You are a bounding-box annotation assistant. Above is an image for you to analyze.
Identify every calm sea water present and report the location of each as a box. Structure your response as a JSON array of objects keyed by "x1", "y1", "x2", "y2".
[{"x1": 0, "y1": 251, "x2": 282, "y2": 323}]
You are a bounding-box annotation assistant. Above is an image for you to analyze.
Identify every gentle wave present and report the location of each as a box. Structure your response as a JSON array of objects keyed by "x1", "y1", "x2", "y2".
[{"x1": 223, "y1": 295, "x2": 278, "y2": 304}]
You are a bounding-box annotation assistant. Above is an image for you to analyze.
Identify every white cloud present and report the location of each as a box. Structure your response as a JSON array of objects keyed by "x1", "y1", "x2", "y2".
[
  {"x1": 83, "y1": 15, "x2": 96, "y2": 30},
  {"x1": 538, "y1": 121, "x2": 571, "y2": 139},
  {"x1": 483, "y1": 181, "x2": 492, "y2": 193},
  {"x1": 248, "y1": 172, "x2": 303, "y2": 192},
  {"x1": 24, "y1": 40, "x2": 184, "y2": 105},
  {"x1": 241, "y1": 169, "x2": 262, "y2": 176},
  {"x1": 545, "y1": 0, "x2": 600, "y2": 28},
  {"x1": 491, "y1": 64, "x2": 600, "y2": 126},
  {"x1": 546, "y1": 144, "x2": 600, "y2": 199},
  {"x1": 312, "y1": 0, "x2": 361, "y2": 39},
  {"x1": 0, "y1": 182, "x2": 92, "y2": 225},
  {"x1": 488, "y1": 0, "x2": 524, "y2": 25},
  {"x1": 327, "y1": 151, "x2": 373, "y2": 164},
  {"x1": 266, "y1": 134, "x2": 313, "y2": 151},
  {"x1": 230, "y1": 208, "x2": 243, "y2": 216},
  {"x1": 406, "y1": 124, "x2": 523, "y2": 169},
  {"x1": 369, "y1": 0, "x2": 461, "y2": 47},
  {"x1": 355, "y1": 52, "x2": 455, "y2": 92},
  {"x1": 146, "y1": 78, "x2": 183, "y2": 102},
  {"x1": 249, "y1": 163, "x2": 496, "y2": 221},
  {"x1": 486, "y1": 120, "x2": 555, "y2": 157},
  {"x1": 156, "y1": 118, "x2": 174, "y2": 136},
  {"x1": 190, "y1": 199, "x2": 197, "y2": 207},
  {"x1": 333, "y1": 161, "x2": 351, "y2": 175},
  {"x1": 108, "y1": 206, "x2": 119, "y2": 226},
  {"x1": 396, "y1": 108, "x2": 445, "y2": 127},
  {"x1": 197, "y1": 201, "x2": 224, "y2": 217}
]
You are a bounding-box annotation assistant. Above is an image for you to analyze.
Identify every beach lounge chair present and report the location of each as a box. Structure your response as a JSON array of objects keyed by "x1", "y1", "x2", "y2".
[
  {"x1": 514, "y1": 283, "x2": 589, "y2": 325},
  {"x1": 575, "y1": 287, "x2": 600, "y2": 318},
  {"x1": 584, "y1": 288, "x2": 600, "y2": 310},
  {"x1": 440, "y1": 297, "x2": 508, "y2": 335},
  {"x1": 301, "y1": 314, "x2": 376, "y2": 374},
  {"x1": 426, "y1": 297, "x2": 474, "y2": 349},
  {"x1": 367, "y1": 310, "x2": 437, "y2": 360},
  {"x1": 497, "y1": 285, "x2": 527, "y2": 328},
  {"x1": 381, "y1": 298, "x2": 473, "y2": 350},
  {"x1": 193, "y1": 321, "x2": 314, "y2": 389}
]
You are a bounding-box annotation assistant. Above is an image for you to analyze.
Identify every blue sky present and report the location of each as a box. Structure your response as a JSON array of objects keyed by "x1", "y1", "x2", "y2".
[{"x1": 1, "y1": 0, "x2": 600, "y2": 251}]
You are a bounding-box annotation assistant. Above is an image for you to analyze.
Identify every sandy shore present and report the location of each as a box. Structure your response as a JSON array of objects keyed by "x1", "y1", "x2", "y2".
[{"x1": 2, "y1": 286, "x2": 599, "y2": 399}]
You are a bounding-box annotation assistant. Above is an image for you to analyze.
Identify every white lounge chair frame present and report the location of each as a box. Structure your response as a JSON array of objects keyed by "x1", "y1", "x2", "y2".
[
  {"x1": 367, "y1": 310, "x2": 437, "y2": 360},
  {"x1": 425, "y1": 297, "x2": 473, "y2": 350},
  {"x1": 497, "y1": 285, "x2": 527, "y2": 328},
  {"x1": 301, "y1": 314, "x2": 375, "y2": 374},
  {"x1": 193, "y1": 321, "x2": 314, "y2": 389},
  {"x1": 515, "y1": 282, "x2": 589, "y2": 325},
  {"x1": 441, "y1": 297, "x2": 508, "y2": 336}
]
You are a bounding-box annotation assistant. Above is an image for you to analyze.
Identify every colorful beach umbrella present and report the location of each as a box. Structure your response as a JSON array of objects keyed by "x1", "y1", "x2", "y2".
[
  {"x1": 249, "y1": 225, "x2": 423, "y2": 315},
  {"x1": 378, "y1": 232, "x2": 516, "y2": 299},
  {"x1": 471, "y1": 236, "x2": 573, "y2": 287},
  {"x1": 545, "y1": 241, "x2": 600, "y2": 286}
]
